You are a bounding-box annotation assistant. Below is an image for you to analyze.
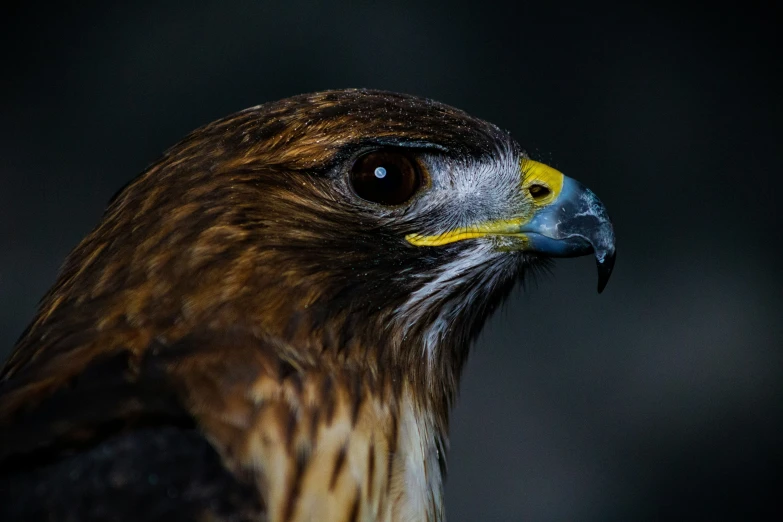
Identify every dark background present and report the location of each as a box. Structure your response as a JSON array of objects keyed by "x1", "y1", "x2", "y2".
[{"x1": 1, "y1": 2, "x2": 780, "y2": 520}]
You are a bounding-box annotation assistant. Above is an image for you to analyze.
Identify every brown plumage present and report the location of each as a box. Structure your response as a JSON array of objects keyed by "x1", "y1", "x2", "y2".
[{"x1": 0, "y1": 89, "x2": 615, "y2": 521}]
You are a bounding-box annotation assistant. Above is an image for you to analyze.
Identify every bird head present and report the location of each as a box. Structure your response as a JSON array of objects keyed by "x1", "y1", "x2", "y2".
[{"x1": 7, "y1": 89, "x2": 615, "y2": 407}]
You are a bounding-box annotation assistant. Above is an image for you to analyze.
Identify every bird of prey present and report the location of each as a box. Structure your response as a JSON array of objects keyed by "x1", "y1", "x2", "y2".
[{"x1": 0, "y1": 89, "x2": 615, "y2": 522}]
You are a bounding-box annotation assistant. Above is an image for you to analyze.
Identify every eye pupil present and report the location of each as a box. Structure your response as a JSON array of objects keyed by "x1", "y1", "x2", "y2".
[{"x1": 350, "y1": 149, "x2": 422, "y2": 205}]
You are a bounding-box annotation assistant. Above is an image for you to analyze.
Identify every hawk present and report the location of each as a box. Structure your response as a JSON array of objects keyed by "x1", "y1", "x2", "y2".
[{"x1": 0, "y1": 89, "x2": 615, "y2": 521}]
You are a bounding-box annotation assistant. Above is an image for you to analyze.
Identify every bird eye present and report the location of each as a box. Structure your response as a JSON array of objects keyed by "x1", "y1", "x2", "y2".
[{"x1": 349, "y1": 150, "x2": 422, "y2": 205}]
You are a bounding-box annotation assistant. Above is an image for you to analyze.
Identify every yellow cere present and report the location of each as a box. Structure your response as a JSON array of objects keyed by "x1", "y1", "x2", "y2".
[
  {"x1": 520, "y1": 158, "x2": 564, "y2": 207},
  {"x1": 405, "y1": 159, "x2": 565, "y2": 247}
]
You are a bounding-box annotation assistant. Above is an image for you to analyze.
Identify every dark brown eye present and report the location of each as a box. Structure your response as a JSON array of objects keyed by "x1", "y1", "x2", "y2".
[{"x1": 349, "y1": 149, "x2": 422, "y2": 205}]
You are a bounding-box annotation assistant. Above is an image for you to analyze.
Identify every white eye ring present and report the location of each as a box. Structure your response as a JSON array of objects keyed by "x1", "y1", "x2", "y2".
[{"x1": 374, "y1": 166, "x2": 387, "y2": 179}]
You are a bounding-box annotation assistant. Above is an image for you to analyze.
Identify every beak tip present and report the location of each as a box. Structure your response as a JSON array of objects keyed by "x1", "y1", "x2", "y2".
[{"x1": 595, "y1": 250, "x2": 616, "y2": 294}]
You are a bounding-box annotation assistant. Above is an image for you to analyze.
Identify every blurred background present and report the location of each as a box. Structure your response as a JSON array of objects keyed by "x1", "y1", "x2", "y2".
[{"x1": 1, "y1": 2, "x2": 780, "y2": 520}]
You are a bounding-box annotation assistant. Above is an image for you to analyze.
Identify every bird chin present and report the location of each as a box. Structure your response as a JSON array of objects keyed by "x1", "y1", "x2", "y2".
[{"x1": 485, "y1": 234, "x2": 529, "y2": 253}]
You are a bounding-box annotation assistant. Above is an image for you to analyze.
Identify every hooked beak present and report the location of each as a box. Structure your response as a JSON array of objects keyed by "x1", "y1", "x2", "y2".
[
  {"x1": 517, "y1": 160, "x2": 616, "y2": 292},
  {"x1": 406, "y1": 159, "x2": 616, "y2": 293}
]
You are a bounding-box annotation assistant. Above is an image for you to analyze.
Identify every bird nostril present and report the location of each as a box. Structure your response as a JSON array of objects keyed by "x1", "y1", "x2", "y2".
[{"x1": 528, "y1": 184, "x2": 551, "y2": 199}]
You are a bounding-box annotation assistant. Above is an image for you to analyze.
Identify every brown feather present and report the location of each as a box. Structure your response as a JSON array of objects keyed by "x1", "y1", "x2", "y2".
[{"x1": 0, "y1": 89, "x2": 526, "y2": 521}]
